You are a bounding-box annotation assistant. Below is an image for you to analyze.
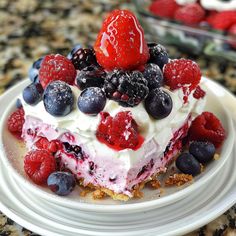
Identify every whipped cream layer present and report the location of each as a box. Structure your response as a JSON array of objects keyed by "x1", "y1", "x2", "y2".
[{"x1": 22, "y1": 84, "x2": 205, "y2": 197}]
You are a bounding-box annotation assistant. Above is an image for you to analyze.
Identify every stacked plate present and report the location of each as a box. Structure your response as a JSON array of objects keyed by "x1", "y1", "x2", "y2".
[{"x1": 0, "y1": 78, "x2": 236, "y2": 236}]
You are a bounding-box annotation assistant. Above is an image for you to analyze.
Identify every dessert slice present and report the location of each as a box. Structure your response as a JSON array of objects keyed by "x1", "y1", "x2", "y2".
[{"x1": 8, "y1": 10, "x2": 218, "y2": 201}]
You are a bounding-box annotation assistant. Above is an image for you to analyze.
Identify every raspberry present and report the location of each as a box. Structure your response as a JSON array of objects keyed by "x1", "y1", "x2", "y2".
[
  {"x1": 188, "y1": 112, "x2": 226, "y2": 148},
  {"x1": 96, "y1": 111, "x2": 143, "y2": 150},
  {"x1": 104, "y1": 70, "x2": 149, "y2": 107},
  {"x1": 35, "y1": 137, "x2": 61, "y2": 153},
  {"x1": 39, "y1": 54, "x2": 76, "y2": 89},
  {"x1": 94, "y1": 10, "x2": 149, "y2": 71},
  {"x1": 24, "y1": 150, "x2": 56, "y2": 185},
  {"x1": 163, "y1": 59, "x2": 201, "y2": 93},
  {"x1": 174, "y1": 3, "x2": 206, "y2": 25},
  {"x1": 193, "y1": 86, "x2": 206, "y2": 99},
  {"x1": 149, "y1": 0, "x2": 179, "y2": 19},
  {"x1": 7, "y1": 108, "x2": 25, "y2": 138},
  {"x1": 207, "y1": 11, "x2": 236, "y2": 31}
]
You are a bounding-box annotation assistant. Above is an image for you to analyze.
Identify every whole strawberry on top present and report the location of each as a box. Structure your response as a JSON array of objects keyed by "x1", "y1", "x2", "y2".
[{"x1": 94, "y1": 10, "x2": 150, "y2": 71}]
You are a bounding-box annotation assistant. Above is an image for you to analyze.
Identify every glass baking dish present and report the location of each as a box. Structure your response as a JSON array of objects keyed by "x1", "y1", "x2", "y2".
[{"x1": 133, "y1": 0, "x2": 236, "y2": 62}]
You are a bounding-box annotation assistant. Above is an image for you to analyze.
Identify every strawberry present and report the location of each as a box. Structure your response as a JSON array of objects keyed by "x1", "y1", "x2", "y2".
[
  {"x1": 149, "y1": 0, "x2": 180, "y2": 19},
  {"x1": 188, "y1": 112, "x2": 226, "y2": 148},
  {"x1": 94, "y1": 10, "x2": 149, "y2": 71},
  {"x1": 39, "y1": 54, "x2": 76, "y2": 89},
  {"x1": 96, "y1": 111, "x2": 143, "y2": 150},
  {"x1": 35, "y1": 137, "x2": 61, "y2": 153},
  {"x1": 174, "y1": 3, "x2": 206, "y2": 25},
  {"x1": 163, "y1": 59, "x2": 201, "y2": 93},
  {"x1": 7, "y1": 108, "x2": 25, "y2": 138},
  {"x1": 24, "y1": 150, "x2": 56, "y2": 185},
  {"x1": 193, "y1": 86, "x2": 206, "y2": 99},
  {"x1": 207, "y1": 11, "x2": 236, "y2": 31}
]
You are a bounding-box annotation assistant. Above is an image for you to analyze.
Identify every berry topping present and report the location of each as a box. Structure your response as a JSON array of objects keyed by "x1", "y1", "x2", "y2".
[
  {"x1": 189, "y1": 141, "x2": 216, "y2": 164},
  {"x1": 16, "y1": 98, "x2": 22, "y2": 108},
  {"x1": 39, "y1": 54, "x2": 76, "y2": 89},
  {"x1": 148, "y1": 43, "x2": 169, "y2": 70},
  {"x1": 174, "y1": 3, "x2": 206, "y2": 25},
  {"x1": 193, "y1": 86, "x2": 206, "y2": 99},
  {"x1": 188, "y1": 112, "x2": 226, "y2": 148},
  {"x1": 145, "y1": 88, "x2": 172, "y2": 119},
  {"x1": 67, "y1": 44, "x2": 82, "y2": 60},
  {"x1": 143, "y1": 63, "x2": 163, "y2": 90},
  {"x1": 71, "y1": 48, "x2": 97, "y2": 70},
  {"x1": 23, "y1": 83, "x2": 44, "y2": 105},
  {"x1": 96, "y1": 111, "x2": 143, "y2": 150},
  {"x1": 94, "y1": 10, "x2": 149, "y2": 71},
  {"x1": 7, "y1": 108, "x2": 25, "y2": 137},
  {"x1": 28, "y1": 57, "x2": 44, "y2": 84},
  {"x1": 76, "y1": 65, "x2": 105, "y2": 91},
  {"x1": 104, "y1": 70, "x2": 149, "y2": 107},
  {"x1": 163, "y1": 59, "x2": 201, "y2": 92},
  {"x1": 35, "y1": 137, "x2": 61, "y2": 153},
  {"x1": 149, "y1": 0, "x2": 180, "y2": 19},
  {"x1": 77, "y1": 87, "x2": 106, "y2": 115},
  {"x1": 43, "y1": 81, "x2": 74, "y2": 117},
  {"x1": 24, "y1": 150, "x2": 56, "y2": 185},
  {"x1": 176, "y1": 152, "x2": 201, "y2": 176},
  {"x1": 47, "y1": 171, "x2": 76, "y2": 196}
]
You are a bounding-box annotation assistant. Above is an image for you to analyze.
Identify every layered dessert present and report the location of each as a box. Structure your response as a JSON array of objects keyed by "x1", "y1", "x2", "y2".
[{"x1": 7, "y1": 10, "x2": 226, "y2": 200}]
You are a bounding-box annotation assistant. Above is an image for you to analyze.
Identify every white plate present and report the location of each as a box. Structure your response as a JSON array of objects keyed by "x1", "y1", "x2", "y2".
[{"x1": 0, "y1": 78, "x2": 234, "y2": 214}]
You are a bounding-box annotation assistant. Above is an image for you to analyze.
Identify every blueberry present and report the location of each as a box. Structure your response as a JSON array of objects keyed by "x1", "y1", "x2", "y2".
[
  {"x1": 16, "y1": 98, "x2": 22, "y2": 108},
  {"x1": 47, "y1": 171, "x2": 76, "y2": 196},
  {"x1": 67, "y1": 44, "x2": 82, "y2": 60},
  {"x1": 43, "y1": 81, "x2": 74, "y2": 116},
  {"x1": 76, "y1": 65, "x2": 105, "y2": 90},
  {"x1": 28, "y1": 57, "x2": 44, "y2": 83},
  {"x1": 23, "y1": 83, "x2": 44, "y2": 105},
  {"x1": 148, "y1": 43, "x2": 169, "y2": 70},
  {"x1": 77, "y1": 87, "x2": 106, "y2": 115},
  {"x1": 176, "y1": 152, "x2": 201, "y2": 176},
  {"x1": 189, "y1": 141, "x2": 216, "y2": 163},
  {"x1": 143, "y1": 63, "x2": 163, "y2": 90},
  {"x1": 144, "y1": 88, "x2": 172, "y2": 119}
]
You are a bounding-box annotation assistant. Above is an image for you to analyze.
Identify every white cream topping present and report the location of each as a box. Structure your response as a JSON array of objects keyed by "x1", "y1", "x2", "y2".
[{"x1": 176, "y1": 0, "x2": 197, "y2": 5}]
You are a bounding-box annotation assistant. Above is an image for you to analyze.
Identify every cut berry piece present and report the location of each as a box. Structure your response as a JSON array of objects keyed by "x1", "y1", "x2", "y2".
[
  {"x1": 174, "y1": 3, "x2": 206, "y2": 25},
  {"x1": 145, "y1": 88, "x2": 172, "y2": 119},
  {"x1": 143, "y1": 63, "x2": 163, "y2": 90},
  {"x1": 23, "y1": 83, "x2": 44, "y2": 105},
  {"x1": 24, "y1": 150, "x2": 56, "y2": 185},
  {"x1": 28, "y1": 57, "x2": 44, "y2": 84},
  {"x1": 7, "y1": 108, "x2": 25, "y2": 137},
  {"x1": 193, "y1": 86, "x2": 206, "y2": 99},
  {"x1": 67, "y1": 44, "x2": 82, "y2": 60},
  {"x1": 39, "y1": 54, "x2": 76, "y2": 89},
  {"x1": 47, "y1": 171, "x2": 76, "y2": 196},
  {"x1": 149, "y1": 0, "x2": 180, "y2": 19},
  {"x1": 76, "y1": 65, "x2": 105, "y2": 91},
  {"x1": 94, "y1": 10, "x2": 149, "y2": 71},
  {"x1": 35, "y1": 137, "x2": 61, "y2": 153},
  {"x1": 163, "y1": 59, "x2": 201, "y2": 92},
  {"x1": 176, "y1": 152, "x2": 201, "y2": 176},
  {"x1": 147, "y1": 43, "x2": 169, "y2": 70},
  {"x1": 77, "y1": 87, "x2": 106, "y2": 115},
  {"x1": 71, "y1": 48, "x2": 97, "y2": 70},
  {"x1": 188, "y1": 112, "x2": 226, "y2": 148},
  {"x1": 63, "y1": 142, "x2": 83, "y2": 159},
  {"x1": 207, "y1": 10, "x2": 236, "y2": 31},
  {"x1": 104, "y1": 70, "x2": 149, "y2": 107},
  {"x1": 43, "y1": 81, "x2": 74, "y2": 117},
  {"x1": 189, "y1": 141, "x2": 216, "y2": 164},
  {"x1": 96, "y1": 111, "x2": 143, "y2": 150}
]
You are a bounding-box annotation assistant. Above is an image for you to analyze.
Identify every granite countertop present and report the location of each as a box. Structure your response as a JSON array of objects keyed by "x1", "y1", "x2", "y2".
[{"x1": 0, "y1": 0, "x2": 235, "y2": 235}]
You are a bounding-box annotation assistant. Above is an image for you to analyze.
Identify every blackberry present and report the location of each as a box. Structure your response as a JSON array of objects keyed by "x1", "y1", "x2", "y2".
[
  {"x1": 104, "y1": 70, "x2": 149, "y2": 107},
  {"x1": 71, "y1": 48, "x2": 97, "y2": 70},
  {"x1": 148, "y1": 43, "x2": 169, "y2": 70}
]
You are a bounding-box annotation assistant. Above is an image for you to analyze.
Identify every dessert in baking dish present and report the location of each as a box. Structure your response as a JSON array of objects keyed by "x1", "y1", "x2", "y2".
[{"x1": 7, "y1": 9, "x2": 225, "y2": 201}]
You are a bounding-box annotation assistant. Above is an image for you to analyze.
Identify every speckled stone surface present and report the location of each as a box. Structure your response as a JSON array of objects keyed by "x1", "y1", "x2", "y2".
[{"x1": 0, "y1": 1, "x2": 235, "y2": 236}]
